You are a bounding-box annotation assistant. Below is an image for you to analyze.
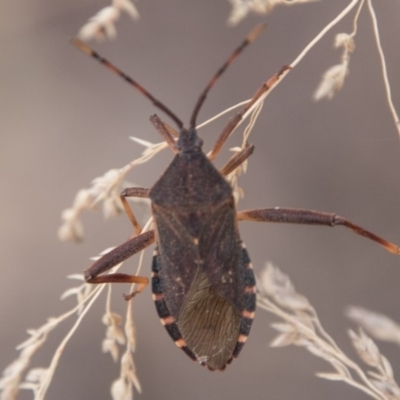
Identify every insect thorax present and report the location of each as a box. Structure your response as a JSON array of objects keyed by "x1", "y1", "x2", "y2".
[{"x1": 149, "y1": 150, "x2": 232, "y2": 208}]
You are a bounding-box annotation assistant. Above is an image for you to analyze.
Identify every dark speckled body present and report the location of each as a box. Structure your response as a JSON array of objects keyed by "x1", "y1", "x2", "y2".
[{"x1": 149, "y1": 139, "x2": 256, "y2": 370}]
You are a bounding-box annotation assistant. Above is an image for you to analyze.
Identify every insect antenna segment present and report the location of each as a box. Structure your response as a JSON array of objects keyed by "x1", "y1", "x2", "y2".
[
  {"x1": 71, "y1": 38, "x2": 184, "y2": 129},
  {"x1": 72, "y1": 22, "x2": 266, "y2": 132},
  {"x1": 189, "y1": 23, "x2": 266, "y2": 129}
]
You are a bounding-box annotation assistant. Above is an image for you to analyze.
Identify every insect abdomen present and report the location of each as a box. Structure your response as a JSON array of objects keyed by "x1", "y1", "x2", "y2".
[
  {"x1": 151, "y1": 248, "x2": 198, "y2": 362},
  {"x1": 151, "y1": 243, "x2": 256, "y2": 370}
]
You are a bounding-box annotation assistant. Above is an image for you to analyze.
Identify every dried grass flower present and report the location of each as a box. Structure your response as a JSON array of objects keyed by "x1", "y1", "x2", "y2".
[
  {"x1": 78, "y1": 0, "x2": 139, "y2": 41},
  {"x1": 347, "y1": 306, "x2": 400, "y2": 346},
  {"x1": 313, "y1": 31, "x2": 355, "y2": 100},
  {"x1": 258, "y1": 263, "x2": 400, "y2": 400},
  {"x1": 227, "y1": 0, "x2": 315, "y2": 26},
  {"x1": 314, "y1": 62, "x2": 349, "y2": 100}
]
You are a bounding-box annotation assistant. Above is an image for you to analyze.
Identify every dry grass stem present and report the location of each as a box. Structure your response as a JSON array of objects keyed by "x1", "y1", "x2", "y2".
[
  {"x1": 230, "y1": 0, "x2": 367, "y2": 133},
  {"x1": 312, "y1": 0, "x2": 399, "y2": 137},
  {"x1": 366, "y1": 0, "x2": 400, "y2": 138},
  {"x1": 196, "y1": 100, "x2": 250, "y2": 130}
]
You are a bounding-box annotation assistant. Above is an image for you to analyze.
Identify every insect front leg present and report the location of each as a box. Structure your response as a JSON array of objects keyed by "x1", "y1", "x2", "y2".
[
  {"x1": 208, "y1": 65, "x2": 290, "y2": 161},
  {"x1": 219, "y1": 143, "x2": 254, "y2": 176},
  {"x1": 120, "y1": 187, "x2": 150, "y2": 236},
  {"x1": 84, "y1": 230, "x2": 155, "y2": 297},
  {"x1": 237, "y1": 208, "x2": 400, "y2": 255},
  {"x1": 150, "y1": 114, "x2": 179, "y2": 153}
]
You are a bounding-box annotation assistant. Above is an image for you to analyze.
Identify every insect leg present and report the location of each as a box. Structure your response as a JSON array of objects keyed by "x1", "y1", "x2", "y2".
[
  {"x1": 219, "y1": 143, "x2": 254, "y2": 176},
  {"x1": 208, "y1": 65, "x2": 290, "y2": 162},
  {"x1": 150, "y1": 115, "x2": 179, "y2": 153},
  {"x1": 237, "y1": 208, "x2": 400, "y2": 255},
  {"x1": 84, "y1": 230, "x2": 155, "y2": 296},
  {"x1": 120, "y1": 187, "x2": 150, "y2": 236}
]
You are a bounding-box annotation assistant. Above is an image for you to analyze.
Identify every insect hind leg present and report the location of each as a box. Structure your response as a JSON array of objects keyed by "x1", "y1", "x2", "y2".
[
  {"x1": 237, "y1": 208, "x2": 400, "y2": 255},
  {"x1": 84, "y1": 230, "x2": 155, "y2": 298},
  {"x1": 219, "y1": 143, "x2": 254, "y2": 177}
]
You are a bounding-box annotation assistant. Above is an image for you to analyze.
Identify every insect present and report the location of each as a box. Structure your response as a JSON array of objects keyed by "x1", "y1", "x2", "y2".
[{"x1": 73, "y1": 25, "x2": 400, "y2": 371}]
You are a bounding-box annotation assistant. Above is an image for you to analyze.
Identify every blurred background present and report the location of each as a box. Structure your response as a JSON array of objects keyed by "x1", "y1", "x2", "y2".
[{"x1": 1, "y1": 0, "x2": 400, "y2": 399}]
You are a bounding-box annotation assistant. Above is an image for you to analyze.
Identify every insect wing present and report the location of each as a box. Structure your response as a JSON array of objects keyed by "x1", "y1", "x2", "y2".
[{"x1": 151, "y1": 197, "x2": 255, "y2": 370}]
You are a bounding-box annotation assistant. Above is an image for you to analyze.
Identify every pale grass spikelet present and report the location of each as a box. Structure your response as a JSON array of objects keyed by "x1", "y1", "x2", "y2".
[
  {"x1": 19, "y1": 368, "x2": 48, "y2": 392},
  {"x1": 102, "y1": 312, "x2": 126, "y2": 362},
  {"x1": 372, "y1": 380, "x2": 400, "y2": 400},
  {"x1": 99, "y1": 272, "x2": 142, "y2": 397},
  {"x1": 259, "y1": 262, "x2": 310, "y2": 310},
  {"x1": 313, "y1": 63, "x2": 349, "y2": 101},
  {"x1": 347, "y1": 306, "x2": 400, "y2": 346},
  {"x1": 314, "y1": 31, "x2": 355, "y2": 101},
  {"x1": 349, "y1": 329, "x2": 382, "y2": 368},
  {"x1": 58, "y1": 208, "x2": 84, "y2": 242},
  {"x1": 102, "y1": 284, "x2": 126, "y2": 363},
  {"x1": 92, "y1": 169, "x2": 126, "y2": 219},
  {"x1": 125, "y1": 300, "x2": 137, "y2": 352},
  {"x1": 227, "y1": 0, "x2": 315, "y2": 26},
  {"x1": 269, "y1": 322, "x2": 302, "y2": 348},
  {"x1": 58, "y1": 169, "x2": 143, "y2": 243},
  {"x1": 0, "y1": 333, "x2": 48, "y2": 400},
  {"x1": 58, "y1": 137, "x2": 165, "y2": 244},
  {"x1": 108, "y1": 268, "x2": 143, "y2": 400},
  {"x1": 111, "y1": 351, "x2": 142, "y2": 400},
  {"x1": 78, "y1": 0, "x2": 139, "y2": 41},
  {"x1": 111, "y1": 377, "x2": 133, "y2": 400},
  {"x1": 348, "y1": 329, "x2": 400, "y2": 398},
  {"x1": 335, "y1": 32, "x2": 355, "y2": 52},
  {"x1": 103, "y1": 338, "x2": 120, "y2": 363},
  {"x1": 113, "y1": 0, "x2": 140, "y2": 20},
  {"x1": 103, "y1": 192, "x2": 125, "y2": 219},
  {"x1": 257, "y1": 262, "x2": 400, "y2": 399},
  {"x1": 0, "y1": 249, "x2": 127, "y2": 400}
]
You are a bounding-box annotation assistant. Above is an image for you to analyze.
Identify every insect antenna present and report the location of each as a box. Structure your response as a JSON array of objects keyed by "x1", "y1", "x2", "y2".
[
  {"x1": 71, "y1": 38, "x2": 184, "y2": 129},
  {"x1": 189, "y1": 23, "x2": 266, "y2": 129}
]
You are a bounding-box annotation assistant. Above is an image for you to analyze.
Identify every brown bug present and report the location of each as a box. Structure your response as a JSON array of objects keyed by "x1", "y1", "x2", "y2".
[{"x1": 72, "y1": 25, "x2": 400, "y2": 371}]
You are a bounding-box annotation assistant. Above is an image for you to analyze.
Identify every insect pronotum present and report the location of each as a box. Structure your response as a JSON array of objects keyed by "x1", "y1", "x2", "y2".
[{"x1": 73, "y1": 24, "x2": 400, "y2": 371}]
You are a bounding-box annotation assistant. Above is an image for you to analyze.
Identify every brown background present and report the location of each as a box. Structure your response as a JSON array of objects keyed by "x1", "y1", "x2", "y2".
[{"x1": 1, "y1": 1, "x2": 400, "y2": 399}]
